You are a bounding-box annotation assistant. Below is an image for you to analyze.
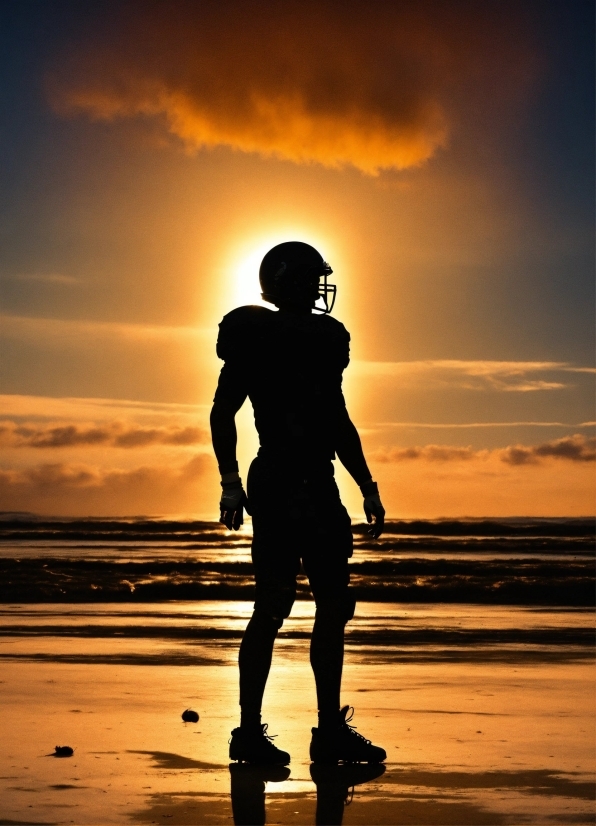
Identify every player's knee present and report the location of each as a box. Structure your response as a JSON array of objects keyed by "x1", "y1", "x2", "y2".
[
  {"x1": 254, "y1": 583, "x2": 296, "y2": 629},
  {"x1": 342, "y1": 591, "x2": 356, "y2": 623},
  {"x1": 315, "y1": 591, "x2": 356, "y2": 626},
  {"x1": 252, "y1": 607, "x2": 284, "y2": 631}
]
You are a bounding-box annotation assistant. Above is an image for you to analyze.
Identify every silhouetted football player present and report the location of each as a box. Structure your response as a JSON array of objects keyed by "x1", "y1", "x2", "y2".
[{"x1": 210, "y1": 241, "x2": 386, "y2": 765}]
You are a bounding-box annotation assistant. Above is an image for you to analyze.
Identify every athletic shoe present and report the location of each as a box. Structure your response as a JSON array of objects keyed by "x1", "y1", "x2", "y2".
[
  {"x1": 309, "y1": 706, "x2": 387, "y2": 764},
  {"x1": 229, "y1": 724, "x2": 291, "y2": 765}
]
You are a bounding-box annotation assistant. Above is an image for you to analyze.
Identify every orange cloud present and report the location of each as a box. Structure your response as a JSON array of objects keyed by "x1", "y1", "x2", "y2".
[
  {"x1": 0, "y1": 420, "x2": 207, "y2": 449},
  {"x1": 47, "y1": 0, "x2": 534, "y2": 174},
  {"x1": 372, "y1": 435, "x2": 596, "y2": 465}
]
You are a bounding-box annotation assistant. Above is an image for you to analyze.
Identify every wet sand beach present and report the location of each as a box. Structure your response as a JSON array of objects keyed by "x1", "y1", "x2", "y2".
[
  {"x1": 1, "y1": 518, "x2": 594, "y2": 824},
  {"x1": 1, "y1": 600, "x2": 594, "y2": 825}
]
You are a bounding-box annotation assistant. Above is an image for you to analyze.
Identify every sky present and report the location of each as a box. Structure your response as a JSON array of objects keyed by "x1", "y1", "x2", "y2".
[{"x1": 0, "y1": 0, "x2": 594, "y2": 518}]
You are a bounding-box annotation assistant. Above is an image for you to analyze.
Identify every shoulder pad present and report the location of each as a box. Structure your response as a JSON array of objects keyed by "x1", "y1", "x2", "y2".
[
  {"x1": 317, "y1": 314, "x2": 350, "y2": 340},
  {"x1": 216, "y1": 305, "x2": 274, "y2": 361}
]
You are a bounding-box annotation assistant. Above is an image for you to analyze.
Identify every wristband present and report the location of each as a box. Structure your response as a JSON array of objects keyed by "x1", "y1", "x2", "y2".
[
  {"x1": 360, "y1": 479, "x2": 378, "y2": 497},
  {"x1": 221, "y1": 478, "x2": 243, "y2": 489},
  {"x1": 221, "y1": 471, "x2": 241, "y2": 485}
]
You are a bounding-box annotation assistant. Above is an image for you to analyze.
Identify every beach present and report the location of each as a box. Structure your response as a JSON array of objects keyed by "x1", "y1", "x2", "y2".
[
  {"x1": 2, "y1": 2, "x2": 593, "y2": 823},
  {"x1": 1, "y1": 518, "x2": 594, "y2": 825}
]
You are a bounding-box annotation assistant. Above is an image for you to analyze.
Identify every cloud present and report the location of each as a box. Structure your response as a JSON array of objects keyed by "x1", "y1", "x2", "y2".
[
  {"x1": 369, "y1": 421, "x2": 596, "y2": 429},
  {"x1": 372, "y1": 435, "x2": 596, "y2": 465},
  {"x1": 47, "y1": 0, "x2": 534, "y2": 174},
  {"x1": 500, "y1": 435, "x2": 596, "y2": 466},
  {"x1": 373, "y1": 444, "x2": 481, "y2": 463},
  {"x1": 0, "y1": 456, "x2": 207, "y2": 490},
  {"x1": 0, "y1": 455, "x2": 215, "y2": 516},
  {"x1": 0, "y1": 314, "x2": 211, "y2": 345},
  {"x1": 6, "y1": 273, "x2": 82, "y2": 286},
  {"x1": 0, "y1": 394, "x2": 207, "y2": 422},
  {"x1": 350, "y1": 359, "x2": 594, "y2": 391},
  {"x1": 0, "y1": 420, "x2": 208, "y2": 449}
]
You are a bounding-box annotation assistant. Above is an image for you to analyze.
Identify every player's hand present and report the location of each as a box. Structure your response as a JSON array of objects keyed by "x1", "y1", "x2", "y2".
[
  {"x1": 360, "y1": 480, "x2": 385, "y2": 539},
  {"x1": 220, "y1": 480, "x2": 249, "y2": 530}
]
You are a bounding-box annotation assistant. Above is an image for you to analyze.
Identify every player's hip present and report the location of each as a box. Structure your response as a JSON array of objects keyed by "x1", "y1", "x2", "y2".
[{"x1": 247, "y1": 454, "x2": 353, "y2": 559}]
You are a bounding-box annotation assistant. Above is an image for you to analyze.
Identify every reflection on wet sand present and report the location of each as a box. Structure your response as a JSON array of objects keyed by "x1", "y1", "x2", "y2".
[
  {"x1": 309, "y1": 764, "x2": 386, "y2": 826},
  {"x1": 230, "y1": 764, "x2": 291, "y2": 825},
  {"x1": 1, "y1": 650, "x2": 594, "y2": 826},
  {"x1": 229, "y1": 763, "x2": 386, "y2": 826}
]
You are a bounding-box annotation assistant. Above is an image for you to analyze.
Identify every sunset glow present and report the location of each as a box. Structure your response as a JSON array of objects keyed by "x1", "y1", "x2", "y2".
[
  {"x1": 0, "y1": 1, "x2": 592, "y2": 518},
  {"x1": 0, "y1": 7, "x2": 594, "y2": 823}
]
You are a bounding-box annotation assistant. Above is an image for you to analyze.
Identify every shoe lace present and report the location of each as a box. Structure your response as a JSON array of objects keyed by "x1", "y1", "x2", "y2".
[
  {"x1": 261, "y1": 724, "x2": 279, "y2": 747},
  {"x1": 342, "y1": 707, "x2": 371, "y2": 745},
  {"x1": 229, "y1": 724, "x2": 279, "y2": 748}
]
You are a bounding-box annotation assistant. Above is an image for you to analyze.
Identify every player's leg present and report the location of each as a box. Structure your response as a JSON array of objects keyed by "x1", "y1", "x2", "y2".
[
  {"x1": 309, "y1": 576, "x2": 386, "y2": 763},
  {"x1": 238, "y1": 573, "x2": 296, "y2": 730},
  {"x1": 305, "y1": 480, "x2": 386, "y2": 764},
  {"x1": 238, "y1": 605, "x2": 282, "y2": 729},
  {"x1": 230, "y1": 457, "x2": 297, "y2": 765},
  {"x1": 233, "y1": 583, "x2": 295, "y2": 764},
  {"x1": 307, "y1": 559, "x2": 354, "y2": 732},
  {"x1": 232, "y1": 595, "x2": 293, "y2": 764},
  {"x1": 302, "y1": 473, "x2": 354, "y2": 729}
]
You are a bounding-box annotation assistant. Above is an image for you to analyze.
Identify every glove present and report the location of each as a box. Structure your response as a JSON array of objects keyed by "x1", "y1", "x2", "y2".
[
  {"x1": 220, "y1": 479, "x2": 250, "y2": 531},
  {"x1": 360, "y1": 479, "x2": 385, "y2": 539}
]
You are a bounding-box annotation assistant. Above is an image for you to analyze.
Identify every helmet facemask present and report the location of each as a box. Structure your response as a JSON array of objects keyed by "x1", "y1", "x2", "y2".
[{"x1": 315, "y1": 262, "x2": 336, "y2": 314}]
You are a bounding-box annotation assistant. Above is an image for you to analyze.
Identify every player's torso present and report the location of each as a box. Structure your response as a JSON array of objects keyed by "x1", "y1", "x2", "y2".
[{"x1": 218, "y1": 306, "x2": 350, "y2": 462}]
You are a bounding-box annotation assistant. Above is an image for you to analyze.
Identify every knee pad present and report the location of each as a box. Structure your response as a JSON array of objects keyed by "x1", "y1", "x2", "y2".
[
  {"x1": 254, "y1": 582, "x2": 296, "y2": 628},
  {"x1": 315, "y1": 590, "x2": 356, "y2": 626}
]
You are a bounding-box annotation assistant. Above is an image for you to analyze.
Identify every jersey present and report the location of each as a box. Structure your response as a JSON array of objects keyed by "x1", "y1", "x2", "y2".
[{"x1": 214, "y1": 305, "x2": 350, "y2": 465}]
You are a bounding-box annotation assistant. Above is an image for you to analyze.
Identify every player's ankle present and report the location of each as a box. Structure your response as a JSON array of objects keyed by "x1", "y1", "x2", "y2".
[
  {"x1": 240, "y1": 710, "x2": 262, "y2": 731},
  {"x1": 317, "y1": 707, "x2": 341, "y2": 732}
]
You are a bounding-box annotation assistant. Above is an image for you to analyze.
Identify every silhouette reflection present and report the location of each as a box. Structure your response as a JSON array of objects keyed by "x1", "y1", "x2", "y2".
[
  {"x1": 229, "y1": 761, "x2": 386, "y2": 826},
  {"x1": 310, "y1": 763, "x2": 386, "y2": 825},
  {"x1": 229, "y1": 763, "x2": 290, "y2": 826}
]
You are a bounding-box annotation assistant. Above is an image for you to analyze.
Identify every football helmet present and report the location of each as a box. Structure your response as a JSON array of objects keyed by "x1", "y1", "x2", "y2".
[{"x1": 259, "y1": 241, "x2": 336, "y2": 314}]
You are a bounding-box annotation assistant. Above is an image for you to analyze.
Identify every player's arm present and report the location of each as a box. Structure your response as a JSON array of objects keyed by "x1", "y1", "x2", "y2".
[
  {"x1": 335, "y1": 403, "x2": 385, "y2": 539},
  {"x1": 210, "y1": 364, "x2": 249, "y2": 530}
]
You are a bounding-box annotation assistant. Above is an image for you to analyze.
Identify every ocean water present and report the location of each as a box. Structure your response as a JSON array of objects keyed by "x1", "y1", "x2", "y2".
[
  {"x1": 0, "y1": 516, "x2": 593, "y2": 666},
  {"x1": 0, "y1": 516, "x2": 593, "y2": 605}
]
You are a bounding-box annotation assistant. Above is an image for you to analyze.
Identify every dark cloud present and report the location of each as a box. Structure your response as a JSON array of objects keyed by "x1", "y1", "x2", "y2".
[
  {"x1": 374, "y1": 445, "x2": 478, "y2": 463},
  {"x1": 372, "y1": 435, "x2": 596, "y2": 465},
  {"x1": 0, "y1": 455, "x2": 213, "y2": 516},
  {"x1": 0, "y1": 420, "x2": 207, "y2": 449},
  {"x1": 500, "y1": 435, "x2": 596, "y2": 466},
  {"x1": 47, "y1": 0, "x2": 535, "y2": 174},
  {"x1": 0, "y1": 455, "x2": 207, "y2": 489}
]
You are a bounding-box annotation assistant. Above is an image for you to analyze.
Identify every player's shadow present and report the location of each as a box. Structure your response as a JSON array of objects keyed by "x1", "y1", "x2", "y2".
[{"x1": 229, "y1": 762, "x2": 386, "y2": 825}]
